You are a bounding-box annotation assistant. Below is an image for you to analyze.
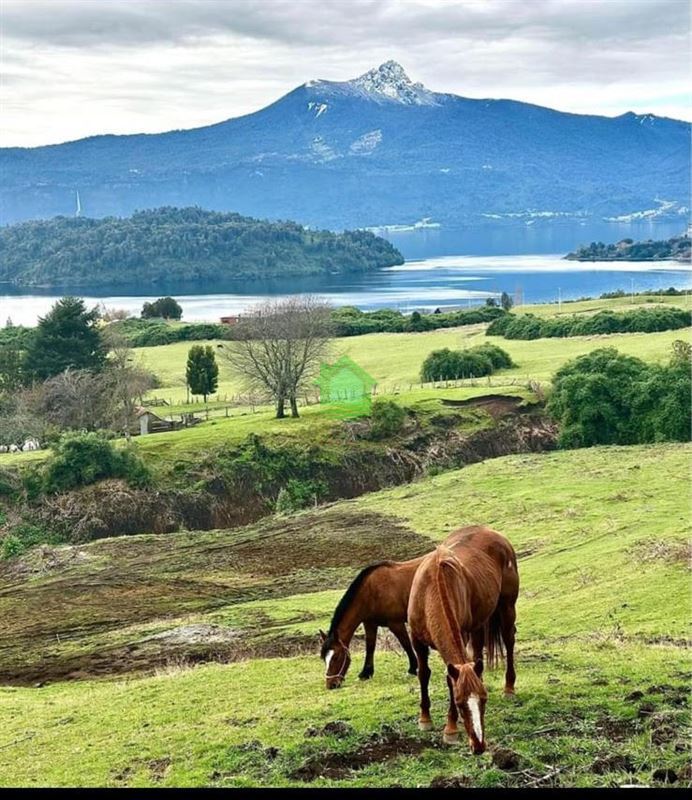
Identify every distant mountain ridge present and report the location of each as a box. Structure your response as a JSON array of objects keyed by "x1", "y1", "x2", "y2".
[{"x1": 1, "y1": 61, "x2": 689, "y2": 229}]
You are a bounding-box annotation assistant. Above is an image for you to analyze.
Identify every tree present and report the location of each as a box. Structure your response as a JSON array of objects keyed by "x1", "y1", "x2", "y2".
[
  {"x1": 27, "y1": 368, "x2": 113, "y2": 432},
  {"x1": 224, "y1": 296, "x2": 333, "y2": 418},
  {"x1": 500, "y1": 292, "x2": 514, "y2": 312},
  {"x1": 186, "y1": 345, "x2": 219, "y2": 403},
  {"x1": 23, "y1": 297, "x2": 106, "y2": 381},
  {"x1": 547, "y1": 348, "x2": 648, "y2": 447},
  {"x1": 485, "y1": 297, "x2": 498, "y2": 307},
  {"x1": 0, "y1": 344, "x2": 24, "y2": 392},
  {"x1": 141, "y1": 297, "x2": 183, "y2": 320},
  {"x1": 102, "y1": 329, "x2": 159, "y2": 437}
]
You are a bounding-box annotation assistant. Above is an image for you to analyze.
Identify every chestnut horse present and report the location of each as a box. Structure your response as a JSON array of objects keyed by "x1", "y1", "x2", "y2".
[
  {"x1": 320, "y1": 526, "x2": 518, "y2": 692},
  {"x1": 319, "y1": 557, "x2": 424, "y2": 689},
  {"x1": 407, "y1": 530, "x2": 519, "y2": 754}
]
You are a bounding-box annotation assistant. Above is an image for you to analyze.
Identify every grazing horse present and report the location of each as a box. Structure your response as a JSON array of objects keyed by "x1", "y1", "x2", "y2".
[
  {"x1": 319, "y1": 526, "x2": 518, "y2": 692},
  {"x1": 407, "y1": 531, "x2": 518, "y2": 755},
  {"x1": 319, "y1": 557, "x2": 424, "y2": 689}
]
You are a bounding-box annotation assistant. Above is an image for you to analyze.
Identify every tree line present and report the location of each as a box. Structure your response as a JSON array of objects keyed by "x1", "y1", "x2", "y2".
[
  {"x1": 486, "y1": 306, "x2": 691, "y2": 340},
  {"x1": 565, "y1": 235, "x2": 690, "y2": 262},
  {"x1": 0, "y1": 206, "x2": 404, "y2": 287}
]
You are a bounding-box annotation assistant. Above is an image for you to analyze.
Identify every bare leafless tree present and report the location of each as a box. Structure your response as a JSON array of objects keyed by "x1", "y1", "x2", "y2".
[
  {"x1": 223, "y1": 296, "x2": 333, "y2": 418},
  {"x1": 102, "y1": 329, "x2": 159, "y2": 437}
]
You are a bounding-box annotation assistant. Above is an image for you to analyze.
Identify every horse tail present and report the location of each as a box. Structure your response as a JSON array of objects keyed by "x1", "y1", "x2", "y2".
[{"x1": 485, "y1": 606, "x2": 505, "y2": 670}]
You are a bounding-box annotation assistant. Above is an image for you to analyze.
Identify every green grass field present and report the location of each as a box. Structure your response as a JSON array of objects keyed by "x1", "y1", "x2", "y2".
[
  {"x1": 1, "y1": 295, "x2": 688, "y2": 469},
  {"x1": 1, "y1": 443, "x2": 689, "y2": 788}
]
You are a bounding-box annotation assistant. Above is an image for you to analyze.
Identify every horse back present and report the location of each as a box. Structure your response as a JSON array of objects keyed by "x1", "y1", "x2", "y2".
[{"x1": 444, "y1": 525, "x2": 518, "y2": 600}]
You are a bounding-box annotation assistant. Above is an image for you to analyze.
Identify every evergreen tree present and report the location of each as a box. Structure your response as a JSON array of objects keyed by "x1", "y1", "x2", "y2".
[
  {"x1": 186, "y1": 345, "x2": 218, "y2": 402},
  {"x1": 23, "y1": 297, "x2": 106, "y2": 381},
  {"x1": 500, "y1": 292, "x2": 514, "y2": 311}
]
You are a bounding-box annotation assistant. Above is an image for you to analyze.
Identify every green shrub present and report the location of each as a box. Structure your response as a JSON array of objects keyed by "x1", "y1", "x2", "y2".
[
  {"x1": 42, "y1": 432, "x2": 151, "y2": 494},
  {"x1": 0, "y1": 521, "x2": 55, "y2": 560},
  {"x1": 1, "y1": 535, "x2": 23, "y2": 560},
  {"x1": 547, "y1": 346, "x2": 691, "y2": 448},
  {"x1": 485, "y1": 314, "x2": 513, "y2": 336},
  {"x1": 275, "y1": 478, "x2": 328, "y2": 514},
  {"x1": 370, "y1": 399, "x2": 406, "y2": 439},
  {"x1": 471, "y1": 343, "x2": 514, "y2": 369},
  {"x1": 420, "y1": 346, "x2": 499, "y2": 381},
  {"x1": 490, "y1": 307, "x2": 691, "y2": 340}
]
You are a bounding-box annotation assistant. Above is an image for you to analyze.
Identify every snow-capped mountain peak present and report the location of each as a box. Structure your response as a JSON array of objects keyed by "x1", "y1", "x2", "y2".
[{"x1": 350, "y1": 60, "x2": 437, "y2": 105}]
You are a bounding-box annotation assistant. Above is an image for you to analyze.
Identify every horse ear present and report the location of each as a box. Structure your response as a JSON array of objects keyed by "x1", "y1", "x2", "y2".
[
  {"x1": 319, "y1": 629, "x2": 327, "y2": 643},
  {"x1": 447, "y1": 663, "x2": 460, "y2": 681}
]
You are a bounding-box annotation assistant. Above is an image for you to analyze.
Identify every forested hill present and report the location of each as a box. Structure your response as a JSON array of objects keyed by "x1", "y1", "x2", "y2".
[
  {"x1": 0, "y1": 207, "x2": 404, "y2": 288},
  {"x1": 565, "y1": 235, "x2": 691, "y2": 262}
]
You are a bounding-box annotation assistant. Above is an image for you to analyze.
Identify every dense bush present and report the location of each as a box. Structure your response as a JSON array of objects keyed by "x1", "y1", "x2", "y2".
[
  {"x1": 275, "y1": 478, "x2": 328, "y2": 514},
  {"x1": 369, "y1": 399, "x2": 406, "y2": 439},
  {"x1": 547, "y1": 346, "x2": 691, "y2": 448},
  {"x1": 42, "y1": 432, "x2": 150, "y2": 494},
  {"x1": 141, "y1": 297, "x2": 183, "y2": 320},
  {"x1": 107, "y1": 318, "x2": 230, "y2": 347},
  {"x1": 331, "y1": 305, "x2": 505, "y2": 337},
  {"x1": 488, "y1": 307, "x2": 691, "y2": 340},
  {"x1": 421, "y1": 343, "x2": 514, "y2": 382}
]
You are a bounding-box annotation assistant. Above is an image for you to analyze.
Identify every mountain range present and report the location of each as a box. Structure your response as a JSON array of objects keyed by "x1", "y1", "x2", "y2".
[{"x1": 1, "y1": 61, "x2": 689, "y2": 229}]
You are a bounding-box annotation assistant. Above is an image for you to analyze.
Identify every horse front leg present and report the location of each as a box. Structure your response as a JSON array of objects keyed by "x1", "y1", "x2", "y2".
[
  {"x1": 443, "y1": 673, "x2": 460, "y2": 745},
  {"x1": 388, "y1": 621, "x2": 418, "y2": 675},
  {"x1": 413, "y1": 638, "x2": 432, "y2": 731},
  {"x1": 358, "y1": 621, "x2": 377, "y2": 680}
]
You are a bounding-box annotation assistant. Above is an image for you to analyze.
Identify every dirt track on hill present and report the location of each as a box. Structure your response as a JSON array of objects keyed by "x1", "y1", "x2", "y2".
[{"x1": 0, "y1": 509, "x2": 432, "y2": 684}]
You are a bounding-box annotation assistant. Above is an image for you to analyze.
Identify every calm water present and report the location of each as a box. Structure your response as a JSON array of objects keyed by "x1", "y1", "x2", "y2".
[{"x1": 2, "y1": 221, "x2": 689, "y2": 326}]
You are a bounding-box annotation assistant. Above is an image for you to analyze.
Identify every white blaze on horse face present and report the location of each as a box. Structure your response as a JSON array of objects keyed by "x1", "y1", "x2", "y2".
[
  {"x1": 467, "y1": 694, "x2": 483, "y2": 741},
  {"x1": 325, "y1": 650, "x2": 335, "y2": 675}
]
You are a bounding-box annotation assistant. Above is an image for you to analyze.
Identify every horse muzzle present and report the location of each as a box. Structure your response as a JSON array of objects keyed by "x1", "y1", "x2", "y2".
[
  {"x1": 326, "y1": 677, "x2": 344, "y2": 690},
  {"x1": 470, "y1": 738, "x2": 486, "y2": 755}
]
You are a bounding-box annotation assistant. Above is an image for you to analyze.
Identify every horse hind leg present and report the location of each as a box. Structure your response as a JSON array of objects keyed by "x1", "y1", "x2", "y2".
[
  {"x1": 471, "y1": 628, "x2": 485, "y2": 678},
  {"x1": 413, "y1": 638, "x2": 433, "y2": 731},
  {"x1": 500, "y1": 601, "x2": 517, "y2": 695},
  {"x1": 388, "y1": 621, "x2": 418, "y2": 675},
  {"x1": 358, "y1": 621, "x2": 377, "y2": 680}
]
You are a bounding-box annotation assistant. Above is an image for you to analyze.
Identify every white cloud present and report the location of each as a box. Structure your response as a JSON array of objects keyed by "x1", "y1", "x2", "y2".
[{"x1": 1, "y1": 0, "x2": 689, "y2": 147}]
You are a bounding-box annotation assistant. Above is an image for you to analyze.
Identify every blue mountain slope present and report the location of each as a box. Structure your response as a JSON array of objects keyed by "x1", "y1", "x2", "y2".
[{"x1": 1, "y1": 61, "x2": 689, "y2": 228}]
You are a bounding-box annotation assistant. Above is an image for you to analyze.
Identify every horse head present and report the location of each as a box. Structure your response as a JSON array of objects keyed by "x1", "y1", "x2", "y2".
[
  {"x1": 447, "y1": 661, "x2": 487, "y2": 754},
  {"x1": 319, "y1": 629, "x2": 351, "y2": 690}
]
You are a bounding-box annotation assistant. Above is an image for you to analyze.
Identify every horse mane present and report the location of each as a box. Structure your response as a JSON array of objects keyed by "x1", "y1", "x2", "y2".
[
  {"x1": 435, "y1": 548, "x2": 468, "y2": 661},
  {"x1": 326, "y1": 560, "x2": 394, "y2": 639}
]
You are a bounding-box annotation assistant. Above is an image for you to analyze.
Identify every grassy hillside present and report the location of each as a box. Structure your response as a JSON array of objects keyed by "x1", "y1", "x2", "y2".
[
  {"x1": 134, "y1": 320, "x2": 688, "y2": 405},
  {"x1": 1, "y1": 443, "x2": 689, "y2": 788}
]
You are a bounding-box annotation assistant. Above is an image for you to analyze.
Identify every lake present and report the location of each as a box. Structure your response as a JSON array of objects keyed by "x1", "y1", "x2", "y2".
[{"x1": 1, "y1": 220, "x2": 689, "y2": 326}]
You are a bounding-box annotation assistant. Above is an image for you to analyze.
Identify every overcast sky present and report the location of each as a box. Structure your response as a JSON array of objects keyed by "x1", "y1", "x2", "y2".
[{"x1": 1, "y1": 0, "x2": 690, "y2": 148}]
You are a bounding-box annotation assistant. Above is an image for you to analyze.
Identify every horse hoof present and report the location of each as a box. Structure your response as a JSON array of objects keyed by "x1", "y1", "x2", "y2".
[
  {"x1": 358, "y1": 672, "x2": 373, "y2": 681},
  {"x1": 418, "y1": 720, "x2": 433, "y2": 732},
  {"x1": 443, "y1": 732, "x2": 459, "y2": 746}
]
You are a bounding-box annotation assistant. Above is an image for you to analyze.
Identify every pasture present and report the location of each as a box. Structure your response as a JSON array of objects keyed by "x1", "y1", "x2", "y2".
[{"x1": 1, "y1": 443, "x2": 689, "y2": 788}]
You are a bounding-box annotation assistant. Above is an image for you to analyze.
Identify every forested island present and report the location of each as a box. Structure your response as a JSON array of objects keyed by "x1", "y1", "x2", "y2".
[
  {"x1": 565, "y1": 234, "x2": 690, "y2": 262},
  {"x1": 0, "y1": 207, "x2": 404, "y2": 288}
]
